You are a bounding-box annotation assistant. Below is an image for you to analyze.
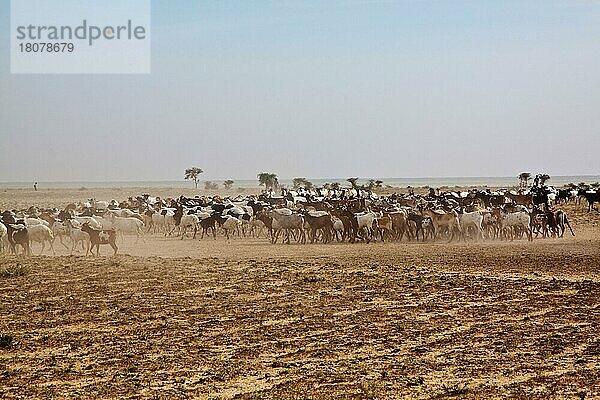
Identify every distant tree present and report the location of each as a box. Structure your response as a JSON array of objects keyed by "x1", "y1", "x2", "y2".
[
  {"x1": 518, "y1": 172, "x2": 531, "y2": 189},
  {"x1": 223, "y1": 180, "x2": 234, "y2": 190},
  {"x1": 184, "y1": 167, "x2": 203, "y2": 189},
  {"x1": 567, "y1": 182, "x2": 577, "y2": 189},
  {"x1": 363, "y1": 179, "x2": 384, "y2": 191},
  {"x1": 204, "y1": 181, "x2": 218, "y2": 190},
  {"x1": 257, "y1": 172, "x2": 279, "y2": 191},
  {"x1": 292, "y1": 177, "x2": 314, "y2": 190},
  {"x1": 592, "y1": 182, "x2": 600, "y2": 189},
  {"x1": 347, "y1": 178, "x2": 359, "y2": 190},
  {"x1": 578, "y1": 182, "x2": 588, "y2": 189},
  {"x1": 539, "y1": 174, "x2": 551, "y2": 185},
  {"x1": 330, "y1": 182, "x2": 341, "y2": 191}
]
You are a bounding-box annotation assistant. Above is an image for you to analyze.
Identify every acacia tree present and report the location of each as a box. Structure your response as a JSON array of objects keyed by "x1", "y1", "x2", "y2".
[
  {"x1": 539, "y1": 174, "x2": 551, "y2": 186},
  {"x1": 347, "y1": 177, "x2": 359, "y2": 190},
  {"x1": 292, "y1": 177, "x2": 314, "y2": 190},
  {"x1": 223, "y1": 180, "x2": 234, "y2": 190},
  {"x1": 518, "y1": 172, "x2": 531, "y2": 189},
  {"x1": 257, "y1": 172, "x2": 279, "y2": 191},
  {"x1": 184, "y1": 167, "x2": 203, "y2": 189}
]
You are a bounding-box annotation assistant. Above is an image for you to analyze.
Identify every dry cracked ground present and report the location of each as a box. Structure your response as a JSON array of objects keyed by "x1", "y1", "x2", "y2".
[{"x1": 0, "y1": 199, "x2": 599, "y2": 399}]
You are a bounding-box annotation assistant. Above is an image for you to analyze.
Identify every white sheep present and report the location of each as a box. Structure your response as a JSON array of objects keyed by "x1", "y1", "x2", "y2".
[
  {"x1": 248, "y1": 217, "x2": 265, "y2": 238},
  {"x1": 109, "y1": 213, "x2": 144, "y2": 242},
  {"x1": 27, "y1": 224, "x2": 55, "y2": 255},
  {"x1": 25, "y1": 217, "x2": 50, "y2": 227},
  {"x1": 72, "y1": 216, "x2": 102, "y2": 230},
  {"x1": 0, "y1": 222, "x2": 7, "y2": 253},
  {"x1": 65, "y1": 219, "x2": 90, "y2": 254},
  {"x1": 220, "y1": 215, "x2": 242, "y2": 239},
  {"x1": 50, "y1": 221, "x2": 71, "y2": 250},
  {"x1": 178, "y1": 214, "x2": 199, "y2": 239}
]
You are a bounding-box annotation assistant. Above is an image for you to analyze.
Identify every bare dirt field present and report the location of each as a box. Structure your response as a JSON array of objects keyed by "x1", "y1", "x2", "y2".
[{"x1": 1, "y1": 188, "x2": 599, "y2": 399}]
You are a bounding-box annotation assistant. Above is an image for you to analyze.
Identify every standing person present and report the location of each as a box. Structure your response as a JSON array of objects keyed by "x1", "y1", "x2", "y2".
[{"x1": 34, "y1": 182, "x2": 38, "y2": 191}]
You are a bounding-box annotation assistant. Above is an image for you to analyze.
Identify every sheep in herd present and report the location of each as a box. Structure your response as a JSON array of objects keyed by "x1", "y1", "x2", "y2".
[
  {"x1": 481, "y1": 211, "x2": 499, "y2": 239},
  {"x1": 173, "y1": 208, "x2": 200, "y2": 239},
  {"x1": 25, "y1": 217, "x2": 50, "y2": 227},
  {"x1": 302, "y1": 211, "x2": 334, "y2": 244},
  {"x1": 458, "y1": 210, "x2": 484, "y2": 241},
  {"x1": 390, "y1": 211, "x2": 410, "y2": 241},
  {"x1": 423, "y1": 209, "x2": 462, "y2": 242},
  {"x1": 407, "y1": 212, "x2": 428, "y2": 242},
  {"x1": 109, "y1": 209, "x2": 144, "y2": 222},
  {"x1": 80, "y1": 222, "x2": 117, "y2": 256},
  {"x1": 72, "y1": 216, "x2": 102, "y2": 230},
  {"x1": 331, "y1": 216, "x2": 345, "y2": 241},
  {"x1": 143, "y1": 208, "x2": 175, "y2": 234},
  {"x1": 268, "y1": 210, "x2": 305, "y2": 244},
  {"x1": 0, "y1": 221, "x2": 7, "y2": 252},
  {"x1": 354, "y1": 211, "x2": 379, "y2": 243},
  {"x1": 108, "y1": 213, "x2": 144, "y2": 242},
  {"x1": 374, "y1": 215, "x2": 395, "y2": 242},
  {"x1": 93, "y1": 215, "x2": 113, "y2": 229},
  {"x1": 248, "y1": 217, "x2": 266, "y2": 238},
  {"x1": 554, "y1": 209, "x2": 575, "y2": 237},
  {"x1": 5, "y1": 223, "x2": 30, "y2": 255},
  {"x1": 162, "y1": 209, "x2": 177, "y2": 235},
  {"x1": 89, "y1": 198, "x2": 109, "y2": 212},
  {"x1": 50, "y1": 221, "x2": 71, "y2": 250},
  {"x1": 65, "y1": 219, "x2": 90, "y2": 254},
  {"x1": 216, "y1": 215, "x2": 242, "y2": 240},
  {"x1": 421, "y1": 217, "x2": 435, "y2": 240},
  {"x1": 26, "y1": 224, "x2": 55, "y2": 255},
  {"x1": 496, "y1": 210, "x2": 532, "y2": 242}
]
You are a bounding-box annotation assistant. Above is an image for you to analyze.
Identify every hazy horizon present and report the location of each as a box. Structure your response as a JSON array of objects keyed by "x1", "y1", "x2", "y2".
[
  {"x1": 2, "y1": 174, "x2": 599, "y2": 191},
  {"x1": 1, "y1": 1, "x2": 599, "y2": 182}
]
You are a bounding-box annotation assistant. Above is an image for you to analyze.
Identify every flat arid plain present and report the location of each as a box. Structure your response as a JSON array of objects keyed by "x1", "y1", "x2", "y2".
[{"x1": 1, "y1": 188, "x2": 600, "y2": 399}]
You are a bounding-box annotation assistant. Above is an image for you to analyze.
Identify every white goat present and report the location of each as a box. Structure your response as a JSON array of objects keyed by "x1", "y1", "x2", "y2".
[
  {"x1": 459, "y1": 211, "x2": 484, "y2": 240},
  {"x1": 65, "y1": 220, "x2": 90, "y2": 254}
]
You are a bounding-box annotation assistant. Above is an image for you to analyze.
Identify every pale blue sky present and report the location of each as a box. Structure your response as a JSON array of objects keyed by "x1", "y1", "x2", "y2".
[{"x1": 1, "y1": 1, "x2": 599, "y2": 182}]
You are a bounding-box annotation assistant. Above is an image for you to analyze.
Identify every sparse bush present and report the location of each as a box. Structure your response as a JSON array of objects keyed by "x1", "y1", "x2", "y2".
[
  {"x1": 0, "y1": 265, "x2": 30, "y2": 278},
  {"x1": 204, "y1": 181, "x2": 219, "y2": 190},
  {"x1": 440, "y1": 382, "x2": 469, "y2": 396},
  {"x1": 0, "y1": 334, "x2": 14, "y2": 348}
]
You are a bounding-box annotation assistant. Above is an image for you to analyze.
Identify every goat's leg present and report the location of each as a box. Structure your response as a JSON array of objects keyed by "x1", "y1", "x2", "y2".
[{"x1": 59, "y1": 235, "x2": 69, "y2": 250}]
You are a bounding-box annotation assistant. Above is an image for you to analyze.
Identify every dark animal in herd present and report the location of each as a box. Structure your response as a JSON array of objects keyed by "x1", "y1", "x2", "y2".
[
  {"x1": 80, "y1": 222, "x2": 118, "y2": 256},
  {"x1": 582, "y1": 191, "x2": 600, "y2": 212},
  {"x1": 6, "y1": 223, "x2": 31, "y2": 255}
]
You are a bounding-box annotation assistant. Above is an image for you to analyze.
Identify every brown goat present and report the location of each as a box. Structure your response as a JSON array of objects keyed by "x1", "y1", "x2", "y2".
[{"x1": 80, "y1": 222, "x2": 118, "y2": 256}]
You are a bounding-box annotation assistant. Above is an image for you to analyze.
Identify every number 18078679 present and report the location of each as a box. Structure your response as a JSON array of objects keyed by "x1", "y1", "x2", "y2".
[{"x1": 19, "y1": 42, "x2": 74, "y2": 52}]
